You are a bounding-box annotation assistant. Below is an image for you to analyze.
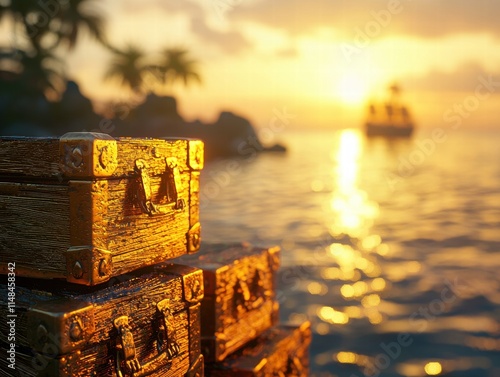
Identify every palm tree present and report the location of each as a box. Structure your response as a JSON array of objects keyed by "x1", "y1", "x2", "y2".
[
  {"x1": 159, "y1": 47, "x2": 201, "y2": 88},
  {"x1": 104, "y1": 45, "x2": 148, "y2": 93},
  {"x1": 0, "y1": 0, "x2": 107, "y2": 99},
  {"x1": 0, "y1": 47, "x2": 64, "y2": 98},
  {"x1": 103, "y1": 46, "x2": 202, "y2": 96},
  {"x1": 1, "y1": 0, "x2": 106, "y2": 52},
  {"x1": 20, "y1": 49, "x2": 65, "y2": 98},
  {"x1": 1, "y1": 2, "x2": 44, "y2": 51},
  {"x1": 56, "y1": 0, "x2": 107, "y2": 49}
]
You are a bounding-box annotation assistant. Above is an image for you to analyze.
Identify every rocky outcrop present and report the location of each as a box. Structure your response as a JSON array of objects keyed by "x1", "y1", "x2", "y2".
[
  {"x1": 0, "y1": 85, "x2": 286, "y2": 160},
  {"x1": 112, "y1": 95, "x2": 285, "y2": 160},
  {"x1": 0, "y1": 79, "x2": 100, "y2": 136},
  {"x1": 50, "y1": 80, "x2": 101, "y2": 135}
]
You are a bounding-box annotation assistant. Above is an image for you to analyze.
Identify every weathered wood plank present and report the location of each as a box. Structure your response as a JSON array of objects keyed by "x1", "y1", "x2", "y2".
[
  {"x1": 206, "y1": 322, "x2": 312, "y2": 377},
  {"x1": 0, "y1": 134, "x2": 203, "y2": 179},
  {"x1": 0, "y1": 182, "x2": 70, "y2": 278},
  {"x1": 0, "y1": 134, "x2": 203, "y2": 285},
  {"x1": 173, "y1": 243, "x2": 280, "y2": 362},
  {"x1": 0, "y1": 265, "x2": 204, "y2": 377}
]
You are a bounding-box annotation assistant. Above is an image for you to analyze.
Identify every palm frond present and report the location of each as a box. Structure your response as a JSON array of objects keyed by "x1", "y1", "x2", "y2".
[
  {"x1": 56, "y1": 0, "x2": 106, "y2": 49},
  {"x1": 160, "y1": 47, "x2": 202, "y2": 88},
  {"x1": 104, "y1": 44, "x2": 147, "y2": 92}
]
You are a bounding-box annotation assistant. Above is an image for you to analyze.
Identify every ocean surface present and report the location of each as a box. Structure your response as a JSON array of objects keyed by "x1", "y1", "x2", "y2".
[{"x1": 199, "y1": 127, "x2": 500, "y2": 377}]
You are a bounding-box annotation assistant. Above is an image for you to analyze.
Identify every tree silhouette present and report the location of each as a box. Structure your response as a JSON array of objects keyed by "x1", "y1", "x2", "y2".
[
  {"x1": 0, "y1": 2, "x2": 203, "y2": 101},
  {"x1": 0, "y1": 0, "x2": 105, "y2": 51},
  {"x1": 5, "y1": 48, "x2": 65, "y2": 97},
  {"x1": 0, "y1": 0, "x2": 106, "y2": 98},
  {"x1": 160, "y1": 47, "x2": 201, "y2": 88},
  {"x1": 103, "y1": 46, "x2": 202, "y2": 96},
  {"x1": 55, "y1": 0, "x2": 107, "y2": 50},
  {"x1": 104, "y1": 44, "x2": 150, "y2": 94},
  {"x1": 0, "y1": 2, "x2": 46, "y2": 52}
]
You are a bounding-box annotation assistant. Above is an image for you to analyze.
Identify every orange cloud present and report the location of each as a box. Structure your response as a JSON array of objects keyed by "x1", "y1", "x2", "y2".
[
  {"x1": 233, "y1": 0, "x2": 500, "y2": 39},
  {"x1": 407, "y1": 63, "x2": 500, "y2": 93}
]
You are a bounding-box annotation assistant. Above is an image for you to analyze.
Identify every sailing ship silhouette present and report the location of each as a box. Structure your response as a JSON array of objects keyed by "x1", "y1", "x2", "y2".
[{"x1": 365, "y1": 83, "x2": 415, "y2": 137}]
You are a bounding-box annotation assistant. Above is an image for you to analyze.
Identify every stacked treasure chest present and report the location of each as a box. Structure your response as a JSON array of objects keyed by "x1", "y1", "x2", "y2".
[
  {"x1": 0, "y1": 132, "x2": 311, "y2": 376},
  {"x1": 173, "y1": 243, "x2": 312, "y2": 376}
]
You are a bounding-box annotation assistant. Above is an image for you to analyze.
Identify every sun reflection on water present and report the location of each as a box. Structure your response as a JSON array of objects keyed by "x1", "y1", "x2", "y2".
[
  {"x1": 317, "y1": 306, "x2": 350, "y2": 325},
  {"x1": 424, "y1": 362, "x2": 443, "y2": 375},
  {"x1": 303, "y1": 129, "x2": 499, "y2": 375},
  {"x1": 310, "y1": 129, "x2": 391, "y2": 334},
  {"x1": 330, "y1": 129, "x2": 379, "y2": 238},
  {"x1": 201, "y1": 127, "x2": 500, "y2": 375},
  {"x1": 336, "y1": 351, "x2": 358, "y2": 364}
]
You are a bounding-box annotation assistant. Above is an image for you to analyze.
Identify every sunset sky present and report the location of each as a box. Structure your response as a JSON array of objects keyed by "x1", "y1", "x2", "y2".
[{"x1": 15, "y1": 0, "x2": 500, "y2": 130}]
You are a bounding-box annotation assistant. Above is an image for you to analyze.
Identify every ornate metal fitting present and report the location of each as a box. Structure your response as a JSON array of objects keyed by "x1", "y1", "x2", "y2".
[
  {"x1": 68, "y1": 180, "x2": 109, "y2": 250},
  {"x1": 185, "y1": 355, "x2": 204, "y2": 377},
  {"x1": 113, "y1": 300, "x2": 179, "y2": 377},
  {"x1": 249, "y1": 269, "x2": 267, "y2": 307},
  {"x1": 156, "y1": 299, "x2": 180, "y2": 359},
  {"x1": 152, "y1": 146, "x2": 162, "y2": 158},
  {"x1": 60, "y1": 132, "x2": 118, "y2": 178},
  {"x1": 267, "y1": 246, "x2": 281, "y2": 271},
  {"x1": 188, "y1": 140, "x2": 204, "y2": 170},
  {"x1": 272, "y1": 301, "x2": 280, "y2": 325},
  {"x1": 286, "y1": 356, "x2": 304, "y2": 376},
  {"x1": 27, "y1": 299, "x2": 94, "y2": 355},
  {"x1": 187, "y1": 222, "x2": 201, "y2": 253},
  {"x1": 135, "y1": 157, "x2": 183, "y2": 216},
  {"x1": 217, "y1": 335, "x2": 227, "y2": 354},
  {"x1": 166, "y1": 157, "x2": 184, "y2": 211},
  {"x1": 65, "y1": 247, "x2": 112, "y2": 285},
  {"x1": 232, "y1": 278, "x2": 251, "y2": 318},
  {"x1": 69, "y1": 318, "x2": 84, "y2": 341},
  {"x1": 182, "y1": 268, "x2": 204, "y2": 303},
  {"x1": 232, "y1": 268, "x2": 268, "y2": 317},
  {"x1": 114, "y1": 316, "x2": 141, "y2": 375}
]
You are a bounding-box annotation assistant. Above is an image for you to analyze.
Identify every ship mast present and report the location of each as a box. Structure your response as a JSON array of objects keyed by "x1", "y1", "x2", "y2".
[
  {"x1": 389, "y1": 83, "x2": 401, "y2": 106},
  {"x1": 388, "y1": 83, "x2": 403, "y2": 126}
]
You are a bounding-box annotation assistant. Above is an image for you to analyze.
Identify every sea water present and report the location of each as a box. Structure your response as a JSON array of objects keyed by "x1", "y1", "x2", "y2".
[{"x1": 200, "y1": 127, "x2": 500, "y2": 377}]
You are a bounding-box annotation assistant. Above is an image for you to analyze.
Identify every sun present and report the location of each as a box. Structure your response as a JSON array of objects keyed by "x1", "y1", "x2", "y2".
[{"x1": 337, "y1": 75, "x2": 368, "y2": 105}]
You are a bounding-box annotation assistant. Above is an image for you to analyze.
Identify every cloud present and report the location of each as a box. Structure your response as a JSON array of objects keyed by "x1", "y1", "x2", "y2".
[
  {"x1": 380, "y1": 0, "x2": 500, "y2": 39},
  {"x1": 120, "y1": 0, "x2": 251, "y2": 54},
  {"x1": 276, "y1": 45, "x2": 299, "y2": 58},
  {"x1": 190, "y1": 17, "x2": 251, "y2": 54},
  {"x1": 120, "y1": 0, "x2": 204, "y2": 17},
  {"x1": 233, "y1": 0, "x2": 339, "y2": 36},
  {"x1": 233, "y1": 0, "x2": 500, "y2": 39},
  {"x1": 406, "y1": 63, "x2": 499, "y2": 93}
]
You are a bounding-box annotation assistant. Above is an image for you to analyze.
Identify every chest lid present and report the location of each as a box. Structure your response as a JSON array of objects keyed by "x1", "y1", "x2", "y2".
[
  {"x1": 173, "y1": 242, "x2": 280, "y2": 296},
  {"x1": 210, "y1": 322, "x2": 312, "y2": 374},
  {"x1": 21, "y1": 264, "x2": 203, "y2": 357},
  {"x1": 0, "y1": 132, "x2": 204, "y2": 180}
]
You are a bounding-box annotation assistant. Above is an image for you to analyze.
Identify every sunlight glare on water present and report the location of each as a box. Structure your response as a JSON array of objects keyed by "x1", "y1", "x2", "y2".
[
  {"x1": 330, "y1": 129, "x2": 380, "y2": 238},
  {"x1": 200, "y1": 128, "x2": 500, "y2": 376},
  {"x1": 424, "y1": 361, "x2": 442, "y2": 375}
]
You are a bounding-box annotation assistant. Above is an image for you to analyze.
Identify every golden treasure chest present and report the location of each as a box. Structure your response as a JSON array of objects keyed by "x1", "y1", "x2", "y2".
[
  {"x1": 0, "y1": 264, "x2": 204, "y2": 376},
  {"x1": 173, "y1": 243, "x2": 280, "y2": 362},
  {"x1": 0, "y1": 132, "x2": 203, "y2": 285},
  {"x1": 205, "y1": 322, "x2": 312, "y2": 377}
]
